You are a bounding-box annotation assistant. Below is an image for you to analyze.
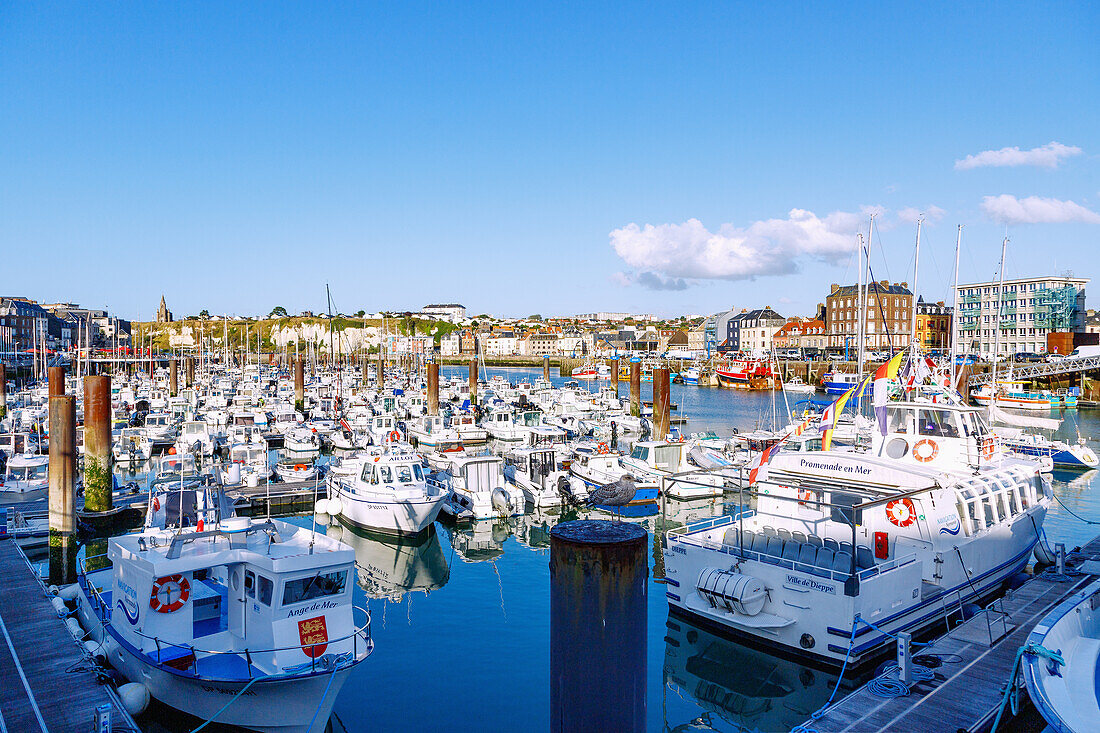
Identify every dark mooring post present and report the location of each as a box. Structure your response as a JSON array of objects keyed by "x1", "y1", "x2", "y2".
[
  {"x1": 653, "y1": 367, "x2": 671, "y2": 439},
  {"x1": 610, "y1": 358, "x2": 620, "y2": 395},
  {"x1": 48, "y1": 394, "x2": 77, "y2": 585},
  {"x1": 361, "y1": 357, "x2": 369, "y2": 386},
  {"x1": 0, "y1": 362, "x2": 6, "y2": 420},
  {"x1": 469, "y1": 359, "x2": 478, "y2": 406},
  {"x1": 377, "y1": 348, "x2": 384, "y2": 392},
  {"x1": 550, "y1": 520, "x2": 647, "y2": 732},
  {"x1": 185, "y1": 357, "x2": 195, "y2": 388},
  {"x1": 169, "y1": 357, "x2": 178, "y2": 396},
  {"x1": 629, "y1": 362, "x2": 641, "y2": 418},
  {"x1": 543, "y1": 356, "x2": 551, "y2": 382},
  {"x1": 427, "y1": 362, "x2": 440, "y2": 415},
  {"x1": 294, "y1": 358, "x2": 305, "y2": 412}
]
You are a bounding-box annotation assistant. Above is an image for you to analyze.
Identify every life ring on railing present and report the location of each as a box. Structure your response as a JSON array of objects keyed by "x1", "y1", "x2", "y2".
[
  {"x1": 797, "y1": 489, "x2": 815, "y2": 506},
  {"x1": 389, "y1": 430, "x2": 401, "y2": 442},
  {"x1": 980, "y1": 438, "x2": 995, "y2": 460},
  {"x1": 294, "y1": 463, "x2": 307, "y2": 471},
  {"x1": 152, "y1": 496, "x2": 160, "y2": 512},
  {"x1": 912, "y1": 438, "x2": 939, "y2": 463},
  {"x1": 149, "y1": 574, "x2": 190, "y2": 613},
  {"x1": 885, "y1": 498, "x2": 917, "y2": 528},
  {"x1": 597, "y1": 442, "x2": 610, "y2": 455}
]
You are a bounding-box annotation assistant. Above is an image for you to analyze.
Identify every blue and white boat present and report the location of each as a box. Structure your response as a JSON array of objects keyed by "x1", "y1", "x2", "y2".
[
  {"x1": 72, "y1": 482, "x2": 373, "y2": 733},
  {"x1": 1000, "y1": 434, "x2": 1098, "y2": 469},
  {"x1": 681, "y1": 366, "x2": 701, "y2": 385},
  {"x1": 568, "y1": 447, "x2": 658, "y2": 505},
  {"x1": 821, "y1": 371, "x2": 869, "y2": 396},
  {"x1": 1023, "y1": 579, "x2": 1100, "y2": 733}
]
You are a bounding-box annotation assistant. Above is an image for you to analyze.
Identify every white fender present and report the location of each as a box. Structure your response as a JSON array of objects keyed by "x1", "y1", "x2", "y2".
[{"x1": 118, "y1": 682, "x2": 151, "y2": 716}]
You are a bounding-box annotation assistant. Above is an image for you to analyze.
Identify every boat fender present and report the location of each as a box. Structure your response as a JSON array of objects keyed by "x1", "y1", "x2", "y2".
[
  {"x1": 327, "y1": 498, "x2": 342, "y2": 515},
  {"x1": 1034, "y1": 541, "x2": 1057, "y2": 566},
  {"x1": 315, "y1": 499, "x2": 330, "y2": 515},
  {"x1": 118, "y1": 682, "x2": 151, "y2": 717},
  {"x1": 65, "y1": 616, "x2": 84, "y2": 638},
  {"x1": 48, "y1": 584, "x2": 59, "y2": 596},
  {"x1": 51, "y1": 596, "x2": 70, "y2": 616},
  {"x1": 58, "y1": 584, "x2": 82, "y2": 601}
]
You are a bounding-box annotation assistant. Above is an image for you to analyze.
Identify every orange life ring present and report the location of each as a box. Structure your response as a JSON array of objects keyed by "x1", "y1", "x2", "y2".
[
  {"x1": 798, "y1": 488, "x2": 815, "y2": 506},
  {"x1": 886, "y1": 498, "x2": 917, "y2": 528},
  {"x1": 980, "y1": 438, "x2": 994, "y2": 460},
  {"x1": 152, "y1": 496, "x2": 160, "y2": 512},
  {"x1": 597, "y1": 442, "x2": 610, "y2": 455},
  {"x1": 294, "y1": 463, "x2": 307, "y2": 471},
  {"x1": 389, "y1": 430, "x2": 401, "y2": 442},
  {"x1": 913, "y1": 438, "x2": 939, "y2": 463},
  {"x1": 149, "y1": 574, "x2": 190, "y2": 613}
]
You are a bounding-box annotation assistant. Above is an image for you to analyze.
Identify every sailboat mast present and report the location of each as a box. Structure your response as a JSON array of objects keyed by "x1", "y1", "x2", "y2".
[
  {"x1": 909, "y1": 217, "x2": 923, "y2": 351},
  {"x1": 949, "y1": 225, "x2": 962, "y2": 390},
  {"x1": 989, "y1": 236, "x2": 1008, "y2": 421}
]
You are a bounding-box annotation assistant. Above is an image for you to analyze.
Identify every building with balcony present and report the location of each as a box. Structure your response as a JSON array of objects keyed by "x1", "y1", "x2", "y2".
[
  {"x1": 914, "y1": 299, "x2": 952, "y2": 350},
  {"x1": 825, "y1": 281, "x2": 913, "y2": 350},
  {"x1": 954, "y1": 275, "x2": 1088, "y2": 357}
]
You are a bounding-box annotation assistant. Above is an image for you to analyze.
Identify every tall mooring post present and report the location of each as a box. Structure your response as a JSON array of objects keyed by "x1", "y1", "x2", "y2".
[
  {"x1": 294, "y1": 358, "x2": 305, "y2": 412},
  {"x1": 469, "y1": 359, "x2": 479, "y2": 406},
  {"x1": 48, "y1": 394, "x2": 77, "y2": 585},
  {"x1": 0, "y1": 362, "x2": 6, "y2": 420},
  {"x1": 629, "y1": 362, "x2": 641, "y2": 418},
  {"x1": 550, "y1": 520, "x2": 647, "y2": 732},
  {"x1": 543, "y1": 356, "x2": 551, "y2": 382},
  {"x1": 653, "y1": 367, "x2": 671, "y2": 439},
  {"x1": 169, "y1": 357, "x2": 178, "y2": 396},
  {"x1": 185, "y1": 357, "x2": 195, "y2": 388},
  {"x1": 610, "y1": 358, "x2": 620, "y2": 395},
  {"x1": 427, "y1": 362, "x2": 440, "y2": 415},
  {"x1": 83, "y1": 375, "x2": 113, "y2": 515},
  {"x1": 377, "y1": 348, "x2": 384, "y2": 392},
  {"x1": 361, "y1": 357, "x2": 369, "y2": 386},
  {"x1": 49, "y1": 365, "x2": 66, "y2": 397}
]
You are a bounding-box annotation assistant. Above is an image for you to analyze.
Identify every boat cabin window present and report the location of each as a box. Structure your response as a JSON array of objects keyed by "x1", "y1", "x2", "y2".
[
  {"x1": 411, "y1": 463, "x2": 423, "y2": 481},
  {"x1": 530, "y1": 452, "x2": 551, "y2": 477},
  {"x1": 917, "y1": 409, "x2": 959, "y2": 438},
  {"x1": 378, "y1": 466, "x2": 392, "y2": 483},
  {"x1": 282, "y1": 570, "x2": 347, "y2": 606},
  {"x1": 258, "y1": 575, "x2": 273, "y2": 605},
  {"x1": 245, "y1": 570, "x2": 256, "y2": 598},
  {"x1": 653, "y1": 445, "x2": 680, "y2": 469},
  {"x1": 886, "y1": 407, "x2": 914, "y2": 434},
  {"x1": 631, "y1": 446, "x2": 650, "y2": 462},
  {"x1": 395, "y1": 464, "x2": 413, "y2": 483},
  {"x1": 830, "y1": 491, "x2": 864, "y2": 526}
]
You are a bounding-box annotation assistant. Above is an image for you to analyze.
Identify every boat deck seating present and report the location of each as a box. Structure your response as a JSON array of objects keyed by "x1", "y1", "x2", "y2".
[{"x1": 720, "y1": 525, "x2": 878, "y2": 579}]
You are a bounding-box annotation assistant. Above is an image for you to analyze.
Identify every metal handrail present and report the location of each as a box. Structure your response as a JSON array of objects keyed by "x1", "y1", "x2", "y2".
[{"x1": 968, "y1": 354, "x2": 1100, "y2": 386}]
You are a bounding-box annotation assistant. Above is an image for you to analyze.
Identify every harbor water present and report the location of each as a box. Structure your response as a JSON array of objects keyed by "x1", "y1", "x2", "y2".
[{"x1": 128, "y1": 366, "x2": 1100, "y2": 733}]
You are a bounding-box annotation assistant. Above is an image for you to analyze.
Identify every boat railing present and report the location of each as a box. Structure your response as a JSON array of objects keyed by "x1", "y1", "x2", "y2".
[{"x1": 78, "y1": 556, "x2": 374, "y2": 678}]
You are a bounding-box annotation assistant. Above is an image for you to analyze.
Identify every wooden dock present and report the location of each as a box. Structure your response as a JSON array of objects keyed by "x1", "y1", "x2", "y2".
[
  {"x1": 227, "y1": 478, "x2": 327, "y2": 516},
  {"x1": 801, "y1": 534, "x2": 1100, "y2": 732},
  {"x1": 0, "y1": 537, "x2": 138, "y2": 732}
]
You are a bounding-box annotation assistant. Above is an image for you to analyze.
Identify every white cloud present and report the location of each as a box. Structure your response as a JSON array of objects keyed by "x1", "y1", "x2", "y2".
[
  {"x1": 609, "y1": 272, "x2": 633, "y2": 287},
  {"x1": 609, "y1": 206, "x2": 926, "y2": 285},
  {"x1": 955, "y1": 142, "x2": 1082, "y2": 170},
  {"x1": 980, "y1": 195, "x2": 1100, "y2": 225},
  {"x1": 896, "y1": 205, "x2": 946, "y2": 225}
]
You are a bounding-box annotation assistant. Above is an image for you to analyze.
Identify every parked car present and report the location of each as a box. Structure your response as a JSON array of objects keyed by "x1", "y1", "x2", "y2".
[{"x1": 1012, "y1": 352, "x2": 1045, "y2": 363}]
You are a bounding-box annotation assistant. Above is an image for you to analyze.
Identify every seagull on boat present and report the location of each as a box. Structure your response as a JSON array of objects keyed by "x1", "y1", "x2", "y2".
[{"x1": 586, "y1": 474, "x2": 637, "y2": 521}]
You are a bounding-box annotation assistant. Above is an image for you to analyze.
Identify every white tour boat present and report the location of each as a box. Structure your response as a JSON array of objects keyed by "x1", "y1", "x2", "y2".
[{"x1": 329, "y1": 447, "x2": 448, "y2": 535}]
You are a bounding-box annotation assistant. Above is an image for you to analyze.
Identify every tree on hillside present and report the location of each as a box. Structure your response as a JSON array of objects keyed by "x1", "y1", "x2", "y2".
[
  {"x1": 199, "y1": 309, "x2": 210, "y2": 319},
  {"x1": 270, "y1": 306, "x2": 288, "y2": 318},
  {"x1": 354, "y1": 310, "x2": 365, "y2": 318}
]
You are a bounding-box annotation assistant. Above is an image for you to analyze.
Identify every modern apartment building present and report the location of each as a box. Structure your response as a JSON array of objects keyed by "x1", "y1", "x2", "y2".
[{"x1": 955, "y1": 275, "x2": 1088, "y2": 356}]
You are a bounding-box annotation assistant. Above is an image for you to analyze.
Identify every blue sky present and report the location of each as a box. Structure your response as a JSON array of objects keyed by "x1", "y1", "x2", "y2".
[{"x1": 2, "y1": 2, "x2": 1097, "y2": 320}]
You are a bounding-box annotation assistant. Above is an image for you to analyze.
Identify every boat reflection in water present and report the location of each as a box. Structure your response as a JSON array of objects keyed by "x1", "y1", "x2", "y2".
[
  {"x1": 328, "y1": 520, "x2": 450, "y2": 602},
  {"x1": 512, "y1": 506, "x2": 575, "y2": 550},
  {"x1": 443, "y1": 518, "x2": 513, "y2": 563},
  {"x1": 662, "y1": 614, "x2": 861, "y2": 733}
]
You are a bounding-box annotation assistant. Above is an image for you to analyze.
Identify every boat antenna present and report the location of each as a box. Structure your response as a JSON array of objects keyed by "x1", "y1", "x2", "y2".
[
  {"x1": 988, "y1": 235, "x2": 1009, "y2": 430},
  {"x1": 949, "y1": 225, "x2": 962, "y2": 392}
]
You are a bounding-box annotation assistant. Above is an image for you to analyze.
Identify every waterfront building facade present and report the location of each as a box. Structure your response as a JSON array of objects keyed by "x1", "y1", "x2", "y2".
[
  {"x1": 826, "y1": 281, "x2": 913, "y2": 350},
  {"x1": 955, "y1": 275, "x2": 1088, "y2": 356},
  {"x1": 915, "y1": 299, "x2": 952, "y2": 350},
  {"x1": 422, "y1": 303, "x2": 467, "y2": 322}
]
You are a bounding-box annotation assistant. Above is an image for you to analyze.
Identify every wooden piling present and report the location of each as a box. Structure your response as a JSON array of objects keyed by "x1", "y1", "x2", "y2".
[
  {"x1": 48, "y1": 365, "x2": 66, "y2": 397},
  {"x1": 630, "y1": 362, "x2": 641, "y2": 417},
  {"x1": 543, "y1": 356, "x2": 551, "y2": 382},
  {"x1": 610, "y1": 358, "x2": 619, "y2": 394},
  {"x1": 653, "y1": 367, "x2": 670, "y2": 438},
  {"x1": 469, "y1": 359, "x2": 478, "y2": 406},
  {"x1": 0, "y1": 363, "x2": 6, "y2": 419},
  {"x1": 48, "y1": 394, "x2": 77, "y2": 585},
  {"x1": 82, "y1": 375, "x2": 112, "y2": 513},
  {"x1": 169, "y1": 357, "x2": 178, "y2": 396},
  {"x1": 427, "y1": 362, "x2": 440, "y2": 415},
  {"x1": 294, "y1": 357, "x2": 305, "y2": 410}
]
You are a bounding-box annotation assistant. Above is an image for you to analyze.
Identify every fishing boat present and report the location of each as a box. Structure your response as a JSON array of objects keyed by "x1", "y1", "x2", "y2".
[
  {"x1": 328, "y1": 447, "x2": 448, "y2": 535},
  {"x1": 971, "y1": 381, "x2": 1078, "y2": 411},
  {"x1": 429, "y1": 454, "x2": 524, "y2": 520},
  {"x1": 274, "y1": 460, "x2": 321, "y2": 483},
  {"x1": 681, "y1": 366, "x2": 701, "y2": 385},
  {"x1": 503, "y1": 447, "x2": 566, "y2": 508},
  {"x1": 620, "y1": 440, "x2": 724, "y2": 499},
  {"x1": 0, "y1": 453, "x2": 49, "y2": 503},
  {"x1": 715, "y1": 357, "x2": 778, "y2": 390},
  {"x1": 1022, "y1": 579, "x2": 1100, "y2": 733},
  {"x1": 73, "y1": 507, "x2": 373, "y2": 733},
  {"x1": 663, "y1": 393, "x2": 1052, "y2": 668},
  {"x1": 820, "y1": 371, "x2": 865, "y2": 396}
]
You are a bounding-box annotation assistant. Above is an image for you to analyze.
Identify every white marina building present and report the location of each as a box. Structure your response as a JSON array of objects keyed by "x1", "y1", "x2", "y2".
[{"x1": 955, "y1": 274, "x2": 1088, "y2": 357}]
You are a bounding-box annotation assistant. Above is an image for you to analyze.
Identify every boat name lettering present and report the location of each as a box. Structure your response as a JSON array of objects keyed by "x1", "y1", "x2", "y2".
[
  {"x1": 798, "y1": 458, "x2": 872, "y2": 476},
  {"x1": 286, "y1": 600, "x2": 339, "y2": 618},
  {"x1": 669, "y1": 545, "x2": 687, "y2": 555},
  {"x1": 785, "y1": 575, "x2": 836, "y2": 594},
  {"x1": 200, "y1": 685, "x2": 258, "y2": 696}
]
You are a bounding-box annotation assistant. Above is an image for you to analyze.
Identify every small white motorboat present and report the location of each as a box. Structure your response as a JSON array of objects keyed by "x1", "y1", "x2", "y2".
[
  {"x1": 329, "y1": 446, "x2": 448, "y2": 535},
  {"x1": 781, "y1": 376, "x2": 817, "y2": 394},
  {"x1": 0, "y1": 453, "x2": 49, "y2": 503}
]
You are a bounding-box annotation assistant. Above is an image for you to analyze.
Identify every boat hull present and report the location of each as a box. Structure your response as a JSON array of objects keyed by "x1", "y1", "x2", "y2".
[{"x1": 333, "y1": 489, "x2": 447, "y2": 535}]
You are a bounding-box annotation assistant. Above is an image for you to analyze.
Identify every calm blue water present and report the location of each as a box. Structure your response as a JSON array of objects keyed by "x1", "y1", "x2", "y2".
[
  {"x1": 121, "y1": 366, "x2": 1099, "y2": 732},
  {"x1": 316, "y1": 367, "x2": 1100, "y2": 733}
]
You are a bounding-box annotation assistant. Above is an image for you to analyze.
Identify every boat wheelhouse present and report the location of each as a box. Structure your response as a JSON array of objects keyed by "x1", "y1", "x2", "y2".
[
  {"x1": 621, "y1": 440, "x2": 724, "y2": 499},
  {"x1": 503, "y1": 447, "x2": 566, "y2": 508}
]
